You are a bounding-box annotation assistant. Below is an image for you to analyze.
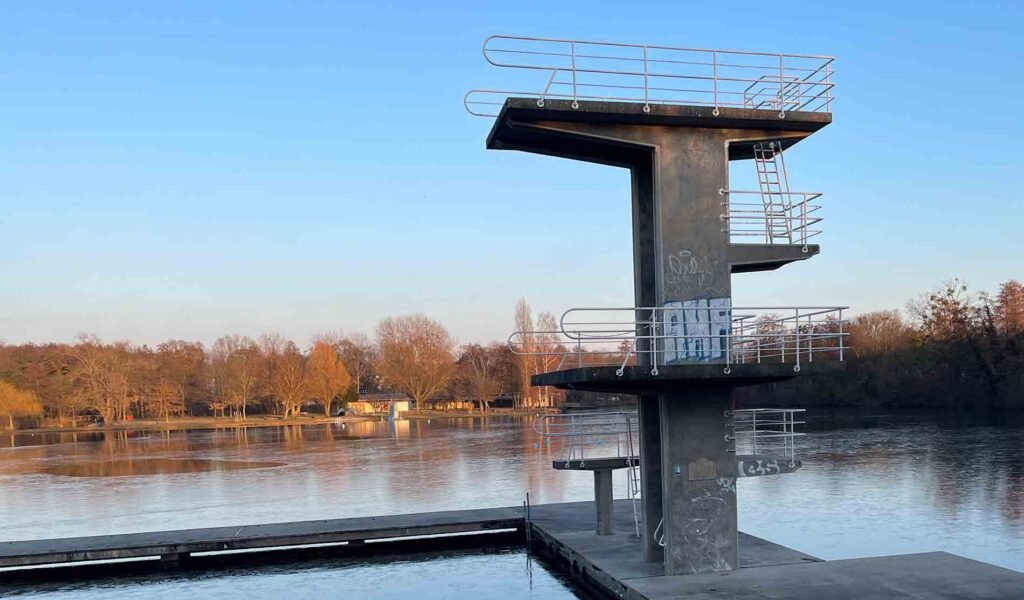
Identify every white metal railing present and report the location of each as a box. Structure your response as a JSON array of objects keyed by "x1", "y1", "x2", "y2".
[
  {"x1": 465, "y1": 35, "x2": 834, "y2": 118},
  {"x1": 534, "y1": 411, "x2": 642, "y2": 535},
  {"x1": 508, "y1": 306, "x2": 847, "y2": 376},
  {"x1": 720, "y1": 190, "x2": 823, "y2": 247},
  {"x1": 534, "y1": 411, "x2": 638, "y2": 464},
  {"x1": 729, "y1": 408, "x2": 804, "y2": 462}
]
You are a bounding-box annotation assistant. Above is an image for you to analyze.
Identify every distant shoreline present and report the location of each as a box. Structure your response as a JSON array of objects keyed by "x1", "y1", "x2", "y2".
[{"x1": 9, "y1": 409, "x2": 557, "y2": 435}]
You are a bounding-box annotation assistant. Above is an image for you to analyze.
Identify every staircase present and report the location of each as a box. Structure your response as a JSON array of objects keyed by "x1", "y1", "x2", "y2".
[{"x1": 752, "y1": 141, "x2": 794, "y2": 244}]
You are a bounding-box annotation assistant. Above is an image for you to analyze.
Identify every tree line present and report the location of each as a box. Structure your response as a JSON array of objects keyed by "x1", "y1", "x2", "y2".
[
  {"x1": 744, "y1": 279, "x2": 1024, "y2": 410},
  {"x1": 0, "y1": 305, "x2": 557, "y2": 429}
]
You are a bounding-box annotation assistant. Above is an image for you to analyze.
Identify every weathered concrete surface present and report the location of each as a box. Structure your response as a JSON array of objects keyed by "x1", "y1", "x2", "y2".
[
  {"x1": 638, "y1": 395, "x2": 664, "y2": 564},
  {"x1": 659, "y1": 388, "x2": 737, "y2": 575},
  {"x1": 0, "y1": 507, "x2": 522, "y2": 568},
  {"x1": 624, "y1": 553, "x2": 1024, "y2": 600},
  {"x1": 554, "y1": 457, "x2": 640, "y2": 470},
  {"x1": 595, "y1": 470, "x2": 615, "y2": 535},
  {"x1": 529, "y1": 501, "x2": 1024, "y2": 600},
  {"x1": 527, "y1": 500, "x2": 820, "y2": 599},
  {"x1": 728, "y1": 244, "x2": 819, "y2": 273},
  {"x1": 487, "y1": 98, "x2": 831, "y2": 158},
  {"x1": 532, "y1": 362, "x2": 844, "y2": 393}
]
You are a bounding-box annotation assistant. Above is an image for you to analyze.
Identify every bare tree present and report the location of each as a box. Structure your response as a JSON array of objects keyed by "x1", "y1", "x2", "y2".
[
  {"x1": 455, "y1": 343, "x2": 503, "y2": 412},
  {"x1": 337, "y1": 332, "x2": 377, "y2": 398},
  {"x1": 848, "y1": 310, "x2": 912, "y2": 357},
  {"x1": 907, "y1": 279, "x2": 977, "y2": 342},
  {"x1": 212, "y1": 335, "x2": 261, "y2": 420},
  {"x1": 307, "y1": 341, "x2": 351, "y2": 417},
  {"x1": 376, "y1": 314, "x2": 455, "y2": 409},
  {"x1": 514, "y1": 298, "x2": 536, "y2": 408}
]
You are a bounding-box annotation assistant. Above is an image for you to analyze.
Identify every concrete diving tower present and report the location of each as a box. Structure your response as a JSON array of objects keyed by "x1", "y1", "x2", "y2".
[{"x1": 469, "y1": 35, "x2": 845, "y2": 577}]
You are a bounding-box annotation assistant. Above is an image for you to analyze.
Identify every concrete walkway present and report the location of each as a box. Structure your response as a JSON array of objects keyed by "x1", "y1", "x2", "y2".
[
  {"x1": 0, "y1": 506, "x2": 521, "y2": 568},
  {"x1": 527, "y1": 500, "x2": 1024, "y2": 600}
]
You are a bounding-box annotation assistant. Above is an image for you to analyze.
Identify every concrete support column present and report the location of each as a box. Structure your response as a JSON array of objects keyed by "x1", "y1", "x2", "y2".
[
  {"x1": 659, "y1": 386, "x2": 737, "y2": 575},
  {"x1": 594, "y1": 469, "x2": 614, "y2": 535},
  {"x1": 638, "y1": 395, "x2": 664, "y2": 562}
]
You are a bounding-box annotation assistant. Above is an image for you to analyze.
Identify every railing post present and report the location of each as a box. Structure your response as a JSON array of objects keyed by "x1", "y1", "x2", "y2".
[
  {"x1": 801, "y1": 193, "x2": 808, "y2": 247},
  {"x1": 839, "y1": 308, "x2": 845, "y2": 361},
  {"x1": 752, "y1": 411, "x2": 758, "y2": 456},
  {"x1": 807, "y1": 312, "x2": 814, "y2": 363},
  {"x1": 825, "y1": 61, "x2": 832, "y2": 112},
  {"x1": 725, "y1": 308, "x2": 732, "y2": 370},
  {"x1": 643, "y1": 45, "x2": 650, "y2": 112},
  {"x1": 712, "y1": 50, "x2": 719, "y2": 115},
  {"x1": 577, "y1": 334, "x2": 582, "y2": 368},
  {"x1": 570, "y1": 41, "x2": 578, "y2": 109},
  {"x1": 539, "y1": 68, "x2": 559, "y2": 107},
  {"x1": 794, "y1": 309, "x2": 801, "y2": 371},
  {"x1": 778, "y1": 54, "x2": 786, "y2": 117}
]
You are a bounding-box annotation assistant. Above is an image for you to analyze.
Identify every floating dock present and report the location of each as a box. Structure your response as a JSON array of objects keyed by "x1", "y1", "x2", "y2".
[{"x1": 2, "y1": 501, "x2": 1023, "y2": 599}]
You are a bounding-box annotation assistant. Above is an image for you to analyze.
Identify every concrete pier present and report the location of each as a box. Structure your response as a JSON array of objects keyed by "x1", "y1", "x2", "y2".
[
  {"x1": 526, "y1": 501, "x2": 1024, "y2": 600},
  {"x1": 3, "y1": 502, "x2": 1022, "y2": 599},
  {"x1": 0, "y1": 507, "x2": 522, "y2": 569}
]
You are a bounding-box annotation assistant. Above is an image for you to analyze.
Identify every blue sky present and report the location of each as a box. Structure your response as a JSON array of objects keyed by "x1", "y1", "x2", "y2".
[{"x1": 1, "y1": 1, "x2": 1022, "y2": 347}]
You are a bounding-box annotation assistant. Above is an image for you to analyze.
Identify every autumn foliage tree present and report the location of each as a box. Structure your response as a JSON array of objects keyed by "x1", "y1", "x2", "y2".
[
  {"x1": 0, "y1": 381, "x2": 42, "y2": 429},
  {"x1": 307, "y1": 341, "x2": 351, "y2": 416},
  {"x1": 376, "y1": 314, "x2": 455, "y2": 408},
  {"x1": 261, "y1": 335, "x2": 309, "y2": 418}
]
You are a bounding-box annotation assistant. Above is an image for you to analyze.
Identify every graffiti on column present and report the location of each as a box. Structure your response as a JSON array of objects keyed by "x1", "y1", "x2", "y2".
[
  {"x1": 665, "y1": 249, "x2": 726, "y2": 297},
  {"x1": 672, "y1": 487, "x2": 734, "y2": 573},
  {"x1": 663, "y1": 297, "x2": 732, "y2": 363}
]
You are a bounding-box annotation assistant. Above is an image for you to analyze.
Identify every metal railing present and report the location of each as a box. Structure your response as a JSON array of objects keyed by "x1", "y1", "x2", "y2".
[
  {"x1": 729, "y1": 408, "x2": 804, "y2": 463},
  {"x1": 720, "y1": 190, "x2": 823, "y2": 247},
  {"x1": 533, "y1": 411, "x2": 638, "y2": 465},
  {"x1": 508, "y1": 305, "x2": 847, "y2": 375},
  {"x1": 534, "y1": 411, "x2": 641, "y2": 535},
  {"x1": 465, "y1": 35, "x2": 834, "y2": 117}
]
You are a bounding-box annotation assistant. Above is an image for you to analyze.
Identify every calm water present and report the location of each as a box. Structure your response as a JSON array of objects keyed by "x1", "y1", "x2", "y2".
[
  {"x1": 3, "y1": 551, "x2": 578, "y2": 600},
  {"x1": 1, "y1": 411, "x2": 1022, "y2": 597}
]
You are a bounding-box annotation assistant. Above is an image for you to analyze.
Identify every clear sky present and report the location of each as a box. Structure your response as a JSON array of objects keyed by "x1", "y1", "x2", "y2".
[{"x1": 2, "y1": 1, "x2": 1022, "y2": 348}]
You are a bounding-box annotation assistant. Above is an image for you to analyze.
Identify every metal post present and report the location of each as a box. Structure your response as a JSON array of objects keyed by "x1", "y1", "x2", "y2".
[
  {"x1": 808, "y1": 312, "x2": 814, "y2": 363},
  {"x1": 825, "y1": 62, "x2": 832, "y2": 112},
  {"x1": 712, "y1": 50, "x2": 719, "y2": 115},
  {"x1": 752, "y1": 411, "x2": 758, "y2": 456},
  {"x1": 643, "y1": 46, "x2": 650, "y2": 112},
  {"x1": 778, "y1": 54, "x2": 786, "y2": 117},
  {"x1": 839, "y1": 308, "x2": 845, "y2": 361},
  {"x1": 570, "y1": 41, "x2": 578, "y2": 108},
  {"x1": 794, "y1": 309, "x2": 801, "y2": 371}
]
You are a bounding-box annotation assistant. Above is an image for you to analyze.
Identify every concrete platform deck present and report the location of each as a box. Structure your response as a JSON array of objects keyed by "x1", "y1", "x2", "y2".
[
  {"x1": 2, "y1": 500, "x2": 1021, "y2": 599},
  {"x1": 532, "y1": 363, "x2": 844, "y2": 393},
  {"x1": 527, "y1": 500, "x2": 1024, "y2": 600},
  {"x1": 0, "y1": 506, "x2": 522, "y2": 568}
]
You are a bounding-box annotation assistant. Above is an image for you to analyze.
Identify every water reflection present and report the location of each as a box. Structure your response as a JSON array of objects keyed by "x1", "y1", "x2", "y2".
[
  {"x1": 1, "y1": 550, "x2": 583, "y2": 600},
  {"x1": 0, "y1": 412, "x2": 1021, "y2": 573}
]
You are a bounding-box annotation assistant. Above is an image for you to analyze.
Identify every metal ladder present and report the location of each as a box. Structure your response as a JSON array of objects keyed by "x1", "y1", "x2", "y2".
[
  {"x1": 626, "y1": 459, "x2": 642, "y2": 537},
  {"x1": 753, "y1": 141, "x2": 793, "y2": 244}
]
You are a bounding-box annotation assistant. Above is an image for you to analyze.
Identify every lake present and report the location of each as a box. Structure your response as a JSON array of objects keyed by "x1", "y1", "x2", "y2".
[{"x1": 1, "y1": 411, "x2": 1022, "y2": 597}]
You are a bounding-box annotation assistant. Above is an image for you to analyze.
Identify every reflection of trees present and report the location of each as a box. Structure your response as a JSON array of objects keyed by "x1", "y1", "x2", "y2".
[{"x1": 802, "y1": 413, "x2": 1024, "y2": 530}]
